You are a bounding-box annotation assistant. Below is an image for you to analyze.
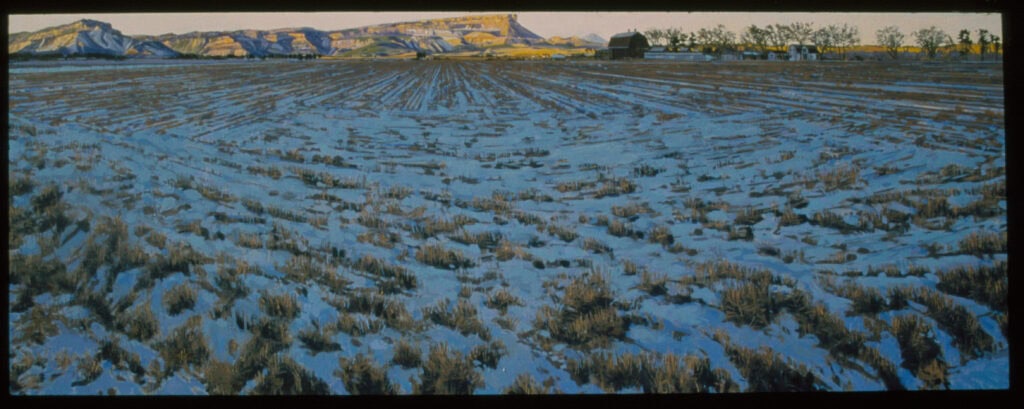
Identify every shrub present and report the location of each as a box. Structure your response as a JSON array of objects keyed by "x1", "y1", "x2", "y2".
[
  {"x1": 297, "y1": 321, "x2": 341, "y2": 354},
  {"x1": 252, "y1": 355, "x2": 331, "y2": 395},
  {"x1": 392, "y1": 338, "x2": 423, "y2": 369},
  {"x1": 73, "y1": 354, "x2": 104, "y2": 387},
  {"x1": 830, "y1": 281, "x2": 890, "y2": 316},
  {"x1": 13, "y1": 304, "x2": 60, "y2": 345},
  {"x1": 912, "y1": 288, "x2": 994, "y2": 360},
  {"x1": 958, "y1": 231, "x2": 1007, "y2": 257},
  {"x1": 485, "y1": 288, "x2": 524, "y2": 314},
  {"x1": 719, "y1": 281, "x2": 782, "y2": 329},
  {"x1": 162, "y1": 283, "x2": 198, "y2": 316},
  {"x1": 354, "y1": 254, "x2": 417, "y2": 291},
  {"x1": 724, "y1": 344, "x2": 820, "y2": 392},
  {"x1": 423, "y1": 298, "x2": 490, "y2": 340},
  {"x1": 470, "y1": 340, "x2": 507, "y2": 369},
  {"x1": 414, "y1": 343, "x2": 484, "y2": 395},
  {"x1": 647, "y1": 225, "x2": 675, "y2": 246},
  {"x1": 582, "y1": 237, "x2": 612, "y2": 254},
  {"x1": 334, "y1": 313, "x2": 384, "y2": 336},
  {"x1": 202, "y1": 359, "x2": 237, "y2": 395},
  {"x1": 890, "y1": 314, "x2": 948, "y2": 389},
  {"x1": 415, "y1": 243, "x2": 475, "y2": 270},
  {"x1": 503, "y1": 373, "x2": 550, "y2": 394},
  {"x1": 818, "y1": 163, "x2": 860, "y2": 191},
  {"x1": 636, "y1": 271, "x2": 669, "y2": 297},
  {"x1": 534, "y1": 271, "x2": 629, "y2": 350},
  {"x1": 936, "y1": 261, "x2": 1007, "y2": 312},
  {"x1": 259, "y1": 291, "x2": 300, "y2": 320},
  {"x1": 154, "y1": 316, "x2": 210, "y2": 377},
  {"x1": 336, "y1": 353, "x2": 398, "y2": 395},
  {"x1": 567, "y1": 351, "x2": 736, "y2": 393},
  {"x1": 547, "y1": 224, "x2": 578, "y2": 242},
  {"x1": 119, "y1": 300, "x2": 159, "y2": 342}
]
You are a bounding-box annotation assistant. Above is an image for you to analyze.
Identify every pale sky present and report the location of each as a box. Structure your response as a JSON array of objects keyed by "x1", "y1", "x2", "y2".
[{"x1": 8, "y1": 12, "x2": 1003, "y2": 44}]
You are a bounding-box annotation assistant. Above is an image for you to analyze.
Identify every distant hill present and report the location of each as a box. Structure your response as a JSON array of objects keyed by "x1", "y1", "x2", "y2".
[
  {"x1": 9, "y1": 14, "x2": 589, "y2": 59},
  {"x1": 9, "y1": 19, "x2": 179, "y2": 58}
]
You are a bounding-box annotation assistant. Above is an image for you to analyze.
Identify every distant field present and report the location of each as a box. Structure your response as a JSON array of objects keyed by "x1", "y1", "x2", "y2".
[{"x1": 8, "y1": 59, "x2": 1006, "y2": 394}]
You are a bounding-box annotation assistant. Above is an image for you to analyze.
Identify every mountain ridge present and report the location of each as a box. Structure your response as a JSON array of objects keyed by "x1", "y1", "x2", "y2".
[{"x1": 10, "y1": 15, "x2": 596, "y2": 58}]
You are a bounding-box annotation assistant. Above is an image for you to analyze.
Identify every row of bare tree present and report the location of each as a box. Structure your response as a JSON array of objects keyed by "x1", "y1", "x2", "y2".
[{"x1": 644, "y1": 22, "x2": 1001, "y2": 60}]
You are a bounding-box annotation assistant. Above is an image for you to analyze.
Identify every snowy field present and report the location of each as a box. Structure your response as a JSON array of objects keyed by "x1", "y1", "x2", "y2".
[{"x1": 8, "y1": 59, "x2": 1007, "y2": 394}]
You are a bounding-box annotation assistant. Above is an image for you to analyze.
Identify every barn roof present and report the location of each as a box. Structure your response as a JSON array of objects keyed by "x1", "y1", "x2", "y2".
[{"x1": 608, "y1": 32, "x2": 645, "y2": 49}]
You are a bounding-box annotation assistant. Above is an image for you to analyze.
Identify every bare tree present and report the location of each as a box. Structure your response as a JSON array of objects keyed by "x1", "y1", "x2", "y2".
[
  {"x1": 876, "y1": 26, "x2": 905, "y2": 60},
  {"x1": 766, "y1": 24, "x2": 790, "y2": 52},
  {"x1": 958, "y1": 29, "x2": 973, "y2": 58},
  {"x1": 913, "y1": 26, "x2": 948, "y2": 59},
  {"x1": 644, "y1": 28, "x2": 666, "y2": 47},
  {"x1": 812, "y1": 25, "x2": 839, "y2": 57},
  {"x1": 696, "y1": 24, "x2": 737, "y2": 56},
  {"x1": 978, "y1": 29, "x2": 990, "y2": 60},
  {"x1": 835, "y1": 24, "x2": 860, "y2": 60},
  {"x1": 787, "y1": 22, "x2": 815, "y2": 45},
  {"x1": 741, "y1": 25, "x2": 770, "y2": 54},
  {"x1": 666, "y1": 28, "x2": 686, "y2": 52}
]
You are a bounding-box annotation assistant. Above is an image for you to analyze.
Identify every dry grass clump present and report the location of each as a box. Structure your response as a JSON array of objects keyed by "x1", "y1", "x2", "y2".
[
  {"x1": 594, "y1": 177, "x2": 637, "y2": 198},
  {"x1": 566, "y1": 351, "x2": 737, "y2": 393},
  {"x1": 357, "y1": 229, "x2": 402, "y2": 249},
  {"x1": 533, "y1": 271, "x2": 630, "y2": 350},
  {"x1": 636, "y1": 271, "x2": 670, "y2": 297},
  {"x1": 118, "y1": 300, "x2": 159, "y2": 342},
  {"x1": 251, "y1": 355, "x2": 331, "y2": 395},
  {"x1": 154, "y1": 316, "x2": 210, "y2": 377},
  {"x1": 9, "y1": 252, "x2": 72, "y2": 303},
  {"x1": 818, "y1": 162, "x2": 861, "y2": 192},
  {"x1": 415, "y1": 242, "x2": 475, "y2": 270},
  {"x1": 546, "y1": 224, "x2": 578, "y2": 242},
  {"x1": 448, "y1": 230, "x2": 503, "y2": 251},
  {"x1": 827, "y1": 280, "x2": 892, "y2": 316},
  {"x1": 411, "y1": 215, "x2": 471, "y2": 238},
  {"x1": 810, "y1": 210, "x2": 862, "y2": 234},
  {"x1": 297, "y1": 321, "x2": 341, "y2": 354},
  {"x1": 340, "y1": 290, "x2": 416, "y2": 332},
  {"x1": 413, "y1": 343, "x2": 484, "y2": 395},
  {"x1": 582, "y1": 237, "x2": 613, "y2": 255},
  {"x1": 470, "y1": 340, "x2": 507, "y2": 369},
  {"x1": 162, "y1": 283, "x2": 198, "y2": 316},
  {"x1": 647, "y1": 225, "x2": 675, "y2": 247},
  {"x1": 259, "y1": 291, "x2": 301, "y2": 320},
  {"x1": 97, "y1": 338, "x2": 145, "y2": 380},
  {"x1": 719, "y1": 280, "x2": 791, "y2": 329},
  {"x1": 73, "y1": 354, "x2": 104, "y2": 387},
  {"x1": 715, "y1": 335, "x2": 820, "y2": 392},
  {"x1": 607, "y1": 219, "x2": 642, "y2": 239},
  {"x1": 611, "y1": 202, "x2": 653, "y2": 219},
  {"x1": 13, "y1": 304, "x2": 61, "y2": 345},
  {"x1": 777, "y1": 206, "x2": 806, "y2": 227},
  {"x1": 138, "y1": 242, "x2": 209, "y2": 289},
  {"x1": 890, "y1": 314, "x2": 949, "y2": 390},
  {"x1": 392, "y1": 338, "x2": 423, "y2": 369},
  {"x1": 503, "y1": 373, "x2": 551, "y2": 394},
  {"x1": 353, "y1": 254, "x2": 418, "y2": 291},
  {"x1": 335, "y1": 312, "x2": 384, "y2": 336},
  {"x1": 423, "y1": 298, "x2": 491, "y2": 340},
  {"x1": 336, "y1": 353, "x2": 398, "y2": 395},
  {"x1": 957, "y1": 230, "x2": 1007, "y2": 257},
  {"x1": 485, "y1": 288, "x2": 525, "y2": 314},
  {"x1": 935, "y1": 261, "x2": 1007, "y2": 312},
  {"x1": 912, "y1": 287, "x2": 995, "y2": 360}
]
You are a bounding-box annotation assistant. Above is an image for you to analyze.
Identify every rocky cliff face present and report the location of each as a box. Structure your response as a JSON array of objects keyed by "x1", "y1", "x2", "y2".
[
  {"x1": 9, "y1": 19, "x2": 178, "y2": 57},
  {"x1": 11, "y1": 14, "x2": 579, "y2": 58}
]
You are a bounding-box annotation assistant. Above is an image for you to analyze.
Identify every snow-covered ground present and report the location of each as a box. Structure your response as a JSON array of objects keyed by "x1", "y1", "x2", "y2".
[{"x1": 8, "y1": 59, "x2": 1007, "y2": 394}]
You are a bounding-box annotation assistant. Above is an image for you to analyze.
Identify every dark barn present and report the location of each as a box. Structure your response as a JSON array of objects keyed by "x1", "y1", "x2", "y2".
[{"x1": 608, "y1": 31, "x2": 649, "y2": 60}]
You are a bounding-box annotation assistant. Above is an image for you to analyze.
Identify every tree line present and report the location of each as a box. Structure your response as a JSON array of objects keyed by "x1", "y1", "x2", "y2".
[{"x1": 644, "y1": 22, "x2": 1001, "y2": 60}]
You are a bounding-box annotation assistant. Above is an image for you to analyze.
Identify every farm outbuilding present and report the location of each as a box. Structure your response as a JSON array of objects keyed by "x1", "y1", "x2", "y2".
[
  {"x1": 788, "y1": 44, "x2": 819, "y2": 61},
  {"x1": 607, "y1": 31, "x2": 650, "y2": 59}
]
